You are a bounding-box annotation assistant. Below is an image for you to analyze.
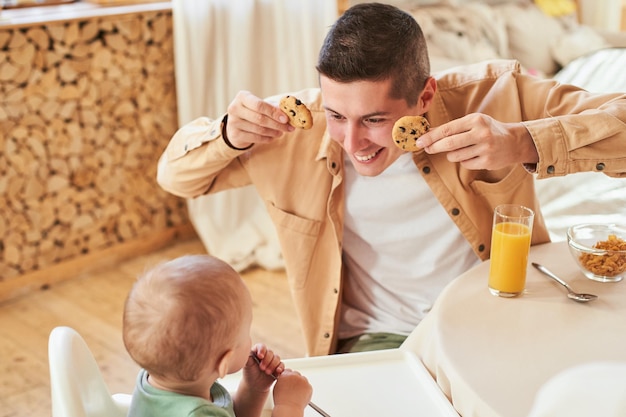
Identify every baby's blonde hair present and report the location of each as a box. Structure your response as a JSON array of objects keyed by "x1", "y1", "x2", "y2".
[{"x1": 123, "y1": 255, "x2": 249, "y2": 382}]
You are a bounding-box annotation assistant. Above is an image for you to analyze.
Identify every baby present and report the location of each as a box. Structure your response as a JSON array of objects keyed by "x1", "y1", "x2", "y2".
[{"x1": 123, "y1": 254, "x2": 312, "y2": 417}]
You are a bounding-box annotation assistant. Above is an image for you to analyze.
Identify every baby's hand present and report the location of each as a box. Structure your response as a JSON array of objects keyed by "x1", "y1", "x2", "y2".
[
  {"x1": 272, "y1": 370, "x2": 313, "y2": 417},
  {"x1": 244, "y1": 344, "x2": 284, "y2": 387}
]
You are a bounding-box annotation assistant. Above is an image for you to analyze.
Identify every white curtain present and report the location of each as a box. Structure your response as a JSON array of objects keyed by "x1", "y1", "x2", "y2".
[{"x1": 172, "y1": 0, "x2": 338, "y2": 271}]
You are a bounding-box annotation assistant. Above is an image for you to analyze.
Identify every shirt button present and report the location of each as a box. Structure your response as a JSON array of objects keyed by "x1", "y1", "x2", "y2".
[
  {"x1": 323, "y1": 332, "x2": 330, "y2": 338},
  {"x1": 422, "y1": 166, "x2": 431, "y2": 174},
  {"x1": 184, "y1": 144, "x2": 188, "y2": 151},
  {"x1": 547, "y1": 165, "x2": 555, "y2": 174},
  {"x1": 596, "y1": 162, "x2": 605, "y2": 171},
  {"x1": 478, "y1": 244, "x2": 485, "y2": 252},
  {"x1": 451, "y1": 208, "x2": 460, "y2": 216},
  {"x1": 331, "y1": 162, "x2": 337, "y2": 169}
]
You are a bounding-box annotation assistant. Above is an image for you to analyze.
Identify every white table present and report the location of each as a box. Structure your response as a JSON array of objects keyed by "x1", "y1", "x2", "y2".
[
  {"x1": 402, "y1": 241, "x2": 626, "y2": 417},
  {"x1": 220, "y1": 349, "x2": 459, "y2": 417}
]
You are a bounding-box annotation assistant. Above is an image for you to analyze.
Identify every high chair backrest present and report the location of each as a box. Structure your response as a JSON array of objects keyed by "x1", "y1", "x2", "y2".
[{"x1": 48, "y1": 326, "x2": 132, "y2": 417}]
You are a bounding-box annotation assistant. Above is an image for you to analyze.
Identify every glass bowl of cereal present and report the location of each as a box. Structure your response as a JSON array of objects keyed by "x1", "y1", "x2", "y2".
[{"x1": 567, "y1": 223, "x2": 626, "y2": 282}]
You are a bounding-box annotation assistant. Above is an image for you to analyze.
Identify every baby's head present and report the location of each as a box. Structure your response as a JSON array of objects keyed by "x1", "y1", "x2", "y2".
[{"x1": 123, "y1": 254, "x2": 252, "y2": 384}]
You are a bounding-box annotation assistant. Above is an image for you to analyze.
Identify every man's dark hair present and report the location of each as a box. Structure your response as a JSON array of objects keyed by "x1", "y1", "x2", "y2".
[{"x1": 316, "y1": 2, "x2": 430, "y2": 107}]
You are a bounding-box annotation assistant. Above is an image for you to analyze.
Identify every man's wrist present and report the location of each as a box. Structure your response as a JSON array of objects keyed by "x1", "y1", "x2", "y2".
[
  {"x1": 517, "y1": 122, "x2": 539, "y2": 170},
  {"x1": 221, "y1": 114, "x2": 254, "y2": 151}
]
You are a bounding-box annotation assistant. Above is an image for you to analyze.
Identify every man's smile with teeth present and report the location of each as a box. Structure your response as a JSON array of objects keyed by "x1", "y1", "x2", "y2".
[{"x1": 355, "y1": 149, "x2": 381, "y2": 162}]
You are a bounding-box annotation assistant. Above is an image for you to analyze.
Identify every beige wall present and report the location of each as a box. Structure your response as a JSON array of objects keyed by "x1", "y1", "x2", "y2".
[{"x1": 578, "y1": 0, "x2": 623, "y2": 31}]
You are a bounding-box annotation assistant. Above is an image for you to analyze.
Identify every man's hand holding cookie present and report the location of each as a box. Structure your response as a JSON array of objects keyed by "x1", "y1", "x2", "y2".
[
  {"x1": 224, "y1": 91, "x2": 296, "y2": 149},
  {"x1": 414, "y1": 113, "x2": 539, "y2": 170},
  {"x1": 224, "y1": 92, "x2": 313, "y2": 150}
]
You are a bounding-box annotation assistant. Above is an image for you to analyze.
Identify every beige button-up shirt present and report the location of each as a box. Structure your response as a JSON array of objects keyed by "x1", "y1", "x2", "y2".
[{"x1": 158, "y1": 60, "x2": 626, "y2": 356}]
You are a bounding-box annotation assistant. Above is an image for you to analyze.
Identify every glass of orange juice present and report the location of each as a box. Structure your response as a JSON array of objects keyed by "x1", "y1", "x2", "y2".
[{"x1": 488, "y1": 204, "x2": 534, "y2": 297}]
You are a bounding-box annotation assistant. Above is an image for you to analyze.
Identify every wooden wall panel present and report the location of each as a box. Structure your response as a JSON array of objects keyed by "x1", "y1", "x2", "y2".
[{"x1": 0, "y1": 9, "x2": 190, "y2": 297}]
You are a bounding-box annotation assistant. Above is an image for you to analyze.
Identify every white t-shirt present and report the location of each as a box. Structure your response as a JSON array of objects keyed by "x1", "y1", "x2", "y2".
[{"x1": 339, "y1": 152, "x2": 480, "y2": 338}]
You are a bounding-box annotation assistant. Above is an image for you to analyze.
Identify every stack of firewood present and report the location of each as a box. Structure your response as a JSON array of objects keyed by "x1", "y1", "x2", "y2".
[{"x1": 0, "y1": 10, "x2": 189, "y2": 282}]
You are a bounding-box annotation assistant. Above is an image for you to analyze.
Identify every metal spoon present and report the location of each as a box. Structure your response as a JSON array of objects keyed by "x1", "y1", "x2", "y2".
[{"x1": 532, "y1": 262, "x2": 598, "y2": 303}]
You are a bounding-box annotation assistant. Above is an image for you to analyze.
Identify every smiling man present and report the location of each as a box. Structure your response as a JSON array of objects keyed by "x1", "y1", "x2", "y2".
[{"x1": 157, "y1": 3, "x2": 626, "y2": 357}]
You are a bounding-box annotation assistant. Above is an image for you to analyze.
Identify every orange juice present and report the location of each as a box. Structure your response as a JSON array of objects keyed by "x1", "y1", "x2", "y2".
[{"x1": 488, "y1": 222, "x2": 531, "y2": 296}]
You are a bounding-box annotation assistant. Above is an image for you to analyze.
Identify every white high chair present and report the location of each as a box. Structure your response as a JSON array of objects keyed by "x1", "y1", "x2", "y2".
[{"x1": 48, "y1": 326, "x2": 133, "y2": 417}]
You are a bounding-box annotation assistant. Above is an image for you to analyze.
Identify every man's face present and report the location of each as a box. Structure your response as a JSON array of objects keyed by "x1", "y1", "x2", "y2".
[{"x1": 320, "y1": 75, "x2": 423, "y2": 177}]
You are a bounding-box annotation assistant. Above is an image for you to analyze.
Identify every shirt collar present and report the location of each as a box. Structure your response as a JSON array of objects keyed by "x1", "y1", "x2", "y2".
[{"x1": 316, "y1": 128, "x2": 342, "y2": 162}]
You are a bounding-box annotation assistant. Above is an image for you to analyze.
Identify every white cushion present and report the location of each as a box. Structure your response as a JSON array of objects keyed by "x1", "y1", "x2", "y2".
[{"x1": 493, "y1": 2, "x2": 566, "y2": 75}]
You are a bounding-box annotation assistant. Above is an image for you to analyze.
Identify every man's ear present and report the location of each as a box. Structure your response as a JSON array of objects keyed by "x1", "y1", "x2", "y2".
[
  {"x1": 216, "y1": 349, "x2": 234, "y2": 379},
  {"x1": 419, "y1": 77, "x2": 437, "y2": 113}
]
